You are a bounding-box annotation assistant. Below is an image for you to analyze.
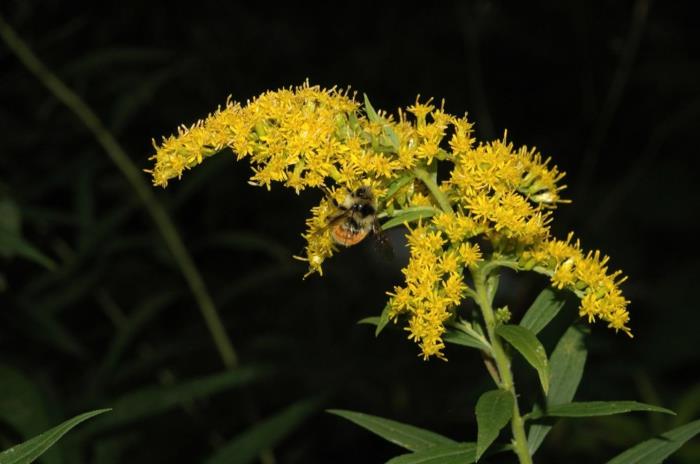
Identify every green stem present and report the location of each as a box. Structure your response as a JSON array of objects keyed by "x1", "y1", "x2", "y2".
[
  {"x1": 412, "y1": 168, "x2": 453, "y2": 213},
  {"x1": 472, "y1": 265, "x2": 533, "y2": 464},
  {"x1": 0, "y1": 15, "x2": 238, "y2": 369}
]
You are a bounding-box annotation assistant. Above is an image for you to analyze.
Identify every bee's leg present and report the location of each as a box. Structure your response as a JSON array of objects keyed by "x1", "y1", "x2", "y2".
[
  {"x1": 372, "y1": 217, "x2": 382, "y2": 235},
  {"x1": 319, "y1": 185, "x2": 341, "y2": 208},
  {"x1": 379, "y1": 183, "x2": 404, "y2": 210}
]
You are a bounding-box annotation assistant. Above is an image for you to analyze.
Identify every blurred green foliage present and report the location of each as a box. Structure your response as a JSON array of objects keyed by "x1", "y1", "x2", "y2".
[{"x1": 0, "y1": 1, "x2": 698, "y2": 462}]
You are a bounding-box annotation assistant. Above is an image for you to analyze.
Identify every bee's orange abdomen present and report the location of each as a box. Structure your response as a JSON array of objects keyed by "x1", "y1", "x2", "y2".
[{"x1": 331, "y1": 225, "x2": 369, "y2": 246}]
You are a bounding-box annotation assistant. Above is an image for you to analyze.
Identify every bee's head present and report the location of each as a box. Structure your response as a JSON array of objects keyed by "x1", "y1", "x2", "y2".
[{"x1": 353, "y1": 186, "x2": 373, "y2": 200}]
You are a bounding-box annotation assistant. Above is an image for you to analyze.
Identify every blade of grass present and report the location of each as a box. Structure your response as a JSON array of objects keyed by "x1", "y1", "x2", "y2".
[
  {"x1": 576, "y1": 0, "x2": 651, "y2": 196},
  {"x1": 0, "y1": 364, "x2": 61, "y2": 464},
  {"x1": 96, "y1": 290, "x2": 181, "y2": 379},
  {"x1": 0, "y1": 229, "x2": 56, "y2": 270},
  {"x1": 0, "y1": 409, "x2": 110, "y2": 464},
  {"x1": 12, "y1": 307, "x2": 87, "y2": 358},
  {"x1": 204, "y1": 397, "x2": 322, "y2": 464},
  {"x1": 194, "y1": 231, "x2": 290, "y2": 264},
  {"x1": 328, "y1": 409, "x2": 456, "y2": 451},
  {"x1": 78, "y1": 367, "x2": 268, "y2": 437},
  {"x1": 0, "y1": 16, "x2": 237, "y2": 368}
]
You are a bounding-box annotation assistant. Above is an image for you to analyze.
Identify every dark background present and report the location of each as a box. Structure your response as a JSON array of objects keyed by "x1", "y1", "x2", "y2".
[{"x1": 1, "y1": 1, "x2": 699, "y2": 463}]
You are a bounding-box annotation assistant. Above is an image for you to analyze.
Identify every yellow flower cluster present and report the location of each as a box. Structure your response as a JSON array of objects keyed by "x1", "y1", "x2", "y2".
[
  {"x1": 148, "y1": 83, "x2": 359, "y2": 189},
  {"x1": 387, "y1": 223, "x2": 481, "y2": 359},
  {"x1": 297, "y1": 191, "x2": 342, "y2": 277},
  {"x1": 148, "y1": 83, "x2": 631, "y2": 359},
  {"x1": 445, "y1": 137, "x2": 564, "y2": 248},
  {"x1": 521, "y1": 233, "x2": 630, "y2": 335},
  {"x1": 150, "y1": 84, "x2": 456, "y2": 193}
]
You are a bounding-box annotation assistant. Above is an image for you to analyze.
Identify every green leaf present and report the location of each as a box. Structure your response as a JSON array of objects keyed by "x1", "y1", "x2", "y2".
[
  {"x1": 375, "y1": 303, "x2": 392, "y2": 337},
  {"x1": 82, "y1": 367, "x2": 266, "y2": 434},
  {"x1": 36, "y1": 271, "x2": 102, "y2": 316},
  {"x1": 328, "y1": 409, "x2": 456, "y2": 452},
  {"x1": 386, "y1": 443, "x2": 477, "y2": 464},
  {"x1": 346, "y1": 110, "x2": 360, "y2": 129},
  {"x1": 528, "y1": 401, "x2": 674, "y2": 420},
  {"x1": 0, "y1": 197, "x2": 21, "y2": 232},
  {"x1": 357, "y1": 313, "x2": 394, "y2": 338},
  {"x1": 204, "y1": 397, "x2": 320, "y2": 464},
  {"x1": 62, "y1": 47, "x2": 171, "y2": 77},
  {"x1": 0, "y1": 365, "x2": 60, "y2": 464},
  {"x1": 0, "y1": 229, "x2": 55, "y2": 270},
  {"x1": 382, "y1": 208, "x2": 438, "y2": 230},
  {"x1": 528, "y1": 324, "x2": 588, "y2": 455},
  {"x1": 443, "y1": 327, "x2": 490, "y2": 352},
  {"x1": 606, "y1": 419, "x2": 700, "y2": 464},
  {"x1": 110, "y1": 65, "x2": 179, "y2": 134},
  {"x1": 383, "y1": 126, "x2": 400, "y2": 151},
  {"x1": 358, "y1": 316, "x2": 380, "y2": 326},
  {"x1": 544, "y1": 325, "x2": 588, "y2": 406},
  {"x1": 96, "y1": 291, "x2": 179, "y2": 380},
  {"x1": 0, "y1": 364, "x2": 51, "y2": 436},
  {"x1": 519, "y1": 289, "x2": 565, "y2": 335},
  {"x1": 363, "y1": 94, "x2": 381, "y2": 123},
  {"x1": 194, "y1": 231, "x2": 290, "y2": 264},
  {"x1": 674, "y1": 383, "x2": 700, "y2": 425},
  {"x1": 20, "y1": 311, "x2": 87, "y2": 358},
  {"x1": 496, "y1": 325, "x2": 549, "y2": 394},
  {"x1": 216, "y1": 264, "x2": 299, "y2": 308},
  {"x1": 383, "y1": 175, "x2": 414, "y2": 203},
  {"x1": 475, "y1": 390, "x2": 513, "y2": 461},
  {"x1": 0, "y1": 409, "x2": 110, "y2": 464}
]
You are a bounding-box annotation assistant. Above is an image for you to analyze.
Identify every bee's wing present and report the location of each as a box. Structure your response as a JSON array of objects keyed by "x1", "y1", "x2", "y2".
[
  {"x1": 372, "y1": 217, "x2": 395, "y2": 259},
  {"x1": 313, "y1": 209, "x2": 351, "y2": 236},
  {"x1": 319, "y1": 185, "x2": 341, "y2": 208}
]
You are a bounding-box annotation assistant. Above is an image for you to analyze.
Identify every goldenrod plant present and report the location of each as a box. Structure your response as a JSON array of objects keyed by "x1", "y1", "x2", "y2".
[
  {"x1": 2, "y1": 2, "x2": 699, "y2": 462},
  {"x1": 145, "y1": 82, "x2": 700, "y2": 463}
]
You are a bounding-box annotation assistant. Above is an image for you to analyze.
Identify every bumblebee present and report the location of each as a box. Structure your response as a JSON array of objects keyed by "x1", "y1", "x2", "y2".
[{"x1": 325, "y1": 186, "x2": 385, "y2": 247}]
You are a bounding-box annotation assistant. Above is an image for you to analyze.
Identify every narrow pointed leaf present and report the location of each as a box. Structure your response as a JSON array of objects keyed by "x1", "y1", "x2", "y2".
[
  {"x1": 358, "y1": 314, "x2": 395, "y2": 336},
  {"x1": 383, "y1": 126, "x2": 400, "y2": 151},
  {"x1": 0, "y1": 409, "x2": 110, "y2": 464},
  {"x1": 443, "y1": 329, "x2": 490, "y2": 352},
  {"x1": 382, "y1": 208, "x2": 438, "y2": 230},
  {"x1": 375, "y1": 303, "x2": 392, "y2": 336},
  {"x1": 97, "y1": 291, "x2": 179, "y2": 379},
  {"x1": 383, "y1": 175, "x2": 414, "y2": 202},
  {"x1": 22, "y1": 311, "x2": 87, "y2": 358},
  {"x1": 204, "y1": 397, "x2": 320, "y2": 464},
  {"x1": 83, "y1": 367, "x2": 266, "y2": 434},
  {"x1": 528, "y1": 324, "x2": 587, "y2": 454},
  {"x1": 0, "y1": 365, "x2": 60, "y2": 464},
  {"x1": 675, "y1": 383, "x2": 700, "y2": 425},
  {"x1": 358, "y1": 316, "x2": 380, "y2": 326},
  {"x1": 529, "y1": 401, "x2": 674, "y2": 420},
  {"x1": 496, "y1": 325, "x2": 549, "y2": 394},
  {"x1": 606, "y1": 419, "x2": 700, "y2": 464},
  {"x1": 544, "y1": 325, "x2": 588, "y2": 406},
  {"x1": 364, "y1": 94, "x2": 381, "y2": 123},
  {"x1": 475, "y1": 390, "x2": 513, "y2": 461},
  {"x1": 0, "y1": 229, "x2": 55, "y2": 270},
  {"x1": 386, "y1": 443, "x2": 477, "y2": 464},
  {"x1": 0, "y1": 364, "x2": 52, "y2": 440},
  {"x1": 0, "y1": 198, "x2": 21, "y2": 232},
  {"x1": 328, "y1": 409, "x2": 455, "y2": 452},
  {"x1": 519, "y1": 289, "x2": 565, "y2": 335}
]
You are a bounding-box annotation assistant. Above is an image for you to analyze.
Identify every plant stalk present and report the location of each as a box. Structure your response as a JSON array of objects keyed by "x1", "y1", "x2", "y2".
[
  {"x1": 413, "y1": 167, "x2": 453, "y2": 213},
  {"x1": 473, "y1": 265, "x2": 533, "y2": 464},
  {"x1": 0, "y1": 15, "x2": 238, "y2": 369}
]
